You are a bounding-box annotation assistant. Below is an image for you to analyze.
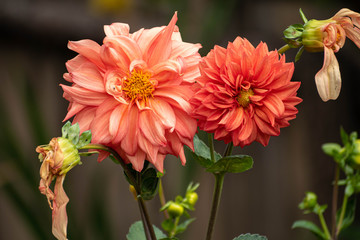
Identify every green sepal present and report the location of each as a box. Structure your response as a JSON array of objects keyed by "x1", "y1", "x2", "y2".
[
  {"x1": 62, "y1": 121, "x2": 81, "y2": 146},
  {"x1": 61, "y1": 121, "x2": 72, "y2": 138},
  {"x1": 206, "y1": 155, "x2": 253, "y2": 174},
  {"x1": 283, "y1": 24, "x2": 304, "y2": 39},
  {"x1": 292, "y1": 220, "x2": 327, "y2": 239},
  {"x1": 299, "y1": 8, "x2": 308, "y2": 23},
  {"x1": 141, "y1": 168, "x2": 159, "y2": 200},
  {"x1": 76, "y1": 130, "x2": 92, "y2": 148},
  {"x1": 233, "y1": 233, "x2": 268, "y2": 240},
  {"x1": 295, "y1": 46, "x2": 305, "y2": 62},
  {"x1": 126, "y1": 221, "x2": 167, "y2": 240},
  {"x1": 336, "y1": 197, "x2": 356, "y2": 232}
]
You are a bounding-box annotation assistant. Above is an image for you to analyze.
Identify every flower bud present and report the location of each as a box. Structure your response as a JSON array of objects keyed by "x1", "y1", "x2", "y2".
[
  {"x1": 167, "y1": 202, "x2": 184, "y2": 218},
  {"x1": 302, "y1": 19, "x2": 334, "y2": 52},
  {"x1": 299, "y1": 192, "x2": 318, "y2": 211},
  {"x1": 350, "y1": 139, "x2": 360, "y2": 166},
  {"x1": 185, "y1": 192, "x2": 198, "y2": 206}
]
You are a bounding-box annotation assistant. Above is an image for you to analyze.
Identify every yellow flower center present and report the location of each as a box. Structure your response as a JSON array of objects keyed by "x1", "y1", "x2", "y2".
[
  {"x1": 122, "y1": 70, "x2": 154, "y2": 102},
  {"x1": 236, "y1": 89, "x2": 254, "y2": 108}
]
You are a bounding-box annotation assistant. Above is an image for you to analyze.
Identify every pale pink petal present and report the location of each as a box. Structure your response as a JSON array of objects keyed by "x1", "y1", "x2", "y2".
[
  {"x1": 71, "y1": 62, "x2": 105, "y2": 92},
  {"x1": 121, "y1": 105, "x2": 139, "y2": 156},
  {"x1": 149, "y1": 99, "x2": 176, "y2": 131},
  {"x1": 315, "y1": 47, "x2": 341, "y2": 101},
  {"x1": 73, "y1": 107, "x2": 97, "y2": 133},
  {"x1": 139, "y1": 110, "x2": 167, "y2": 146},
  {"x1": 52, "y1": 175, "x2": 69, "y2": 240},
  {"x1": 68, "y1": 40, "x2": 105, "y2": 70},
  {"x1": 61, "y1": 85, "x2": 108, "y2": 106},
  {"x1": 104, "y1": 23, "x2": 130, "y2": 37},
  {"x1": 145, "y1": 12, "x2": 178, "y2": 67},
  {"x1": 103, "y1": 36, "x2": 142, "y2": 63}
]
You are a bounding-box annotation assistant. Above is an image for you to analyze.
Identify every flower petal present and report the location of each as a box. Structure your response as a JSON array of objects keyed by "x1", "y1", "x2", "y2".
[
  {"x1": 315, "y1": 47, "x2": 341, "y2": 101},
  {"x1": 52, "y1": 175, "x2": 69, "y2": 240}
]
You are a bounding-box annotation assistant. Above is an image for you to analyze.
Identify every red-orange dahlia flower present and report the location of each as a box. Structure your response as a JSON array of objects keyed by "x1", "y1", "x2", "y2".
[
  {"x1": 190, "y1": 37, "x2": 302, "y2": 147},
  {"x1": 61, "y1": 13, "x2": 201, "y2": 172}
]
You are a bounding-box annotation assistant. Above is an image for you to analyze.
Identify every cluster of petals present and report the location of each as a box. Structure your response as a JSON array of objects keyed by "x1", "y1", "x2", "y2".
[
  {"x1": 314, "y1": 8, "x2": 360, "y2": 101},
  {"x1": 37, "y1": 138, "x2": 69, "y2": 240},
  {"x1": 190, "y1": 37, "x2": 302, "y2": 147},
  {"x1": 61, "y1": 12, "x2": 201, "y2": 172}
]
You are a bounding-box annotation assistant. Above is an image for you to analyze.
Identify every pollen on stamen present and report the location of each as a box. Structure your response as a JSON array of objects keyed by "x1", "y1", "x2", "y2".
[
  {"x1": 122, "y1": 70, "x2": 155, "y2": 102},
  {"x1": 236, "y1": 88, "x2": 254, "y2": 108}
]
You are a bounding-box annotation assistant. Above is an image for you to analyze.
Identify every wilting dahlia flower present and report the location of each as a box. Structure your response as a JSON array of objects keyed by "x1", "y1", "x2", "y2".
[
  {"x1": 37, "y1": 137, "x2": 81, "y2": 240},
  {"x1": 302, "y1": 8, "x2": 360, "y2": 101},
  {"x1": 190, "y1": 37, "x2": 302, "y2": 147},
  {"x1": 61, "y1": 13, "x2": 201, "y2": 172}
]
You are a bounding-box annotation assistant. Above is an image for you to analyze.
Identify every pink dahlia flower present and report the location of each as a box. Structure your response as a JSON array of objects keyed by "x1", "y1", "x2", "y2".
[
  {"x1": 190, "y1": 37, "x2": 302, "y2": 147},
  {"x1": 61, "y1": 13, "x2": 201, "y2": 172}
]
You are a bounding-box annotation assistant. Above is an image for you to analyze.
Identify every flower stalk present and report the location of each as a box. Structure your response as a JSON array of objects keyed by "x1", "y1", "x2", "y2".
[
  {"x1": 336, "y1": 194, "x2": 349, "y2": 236},
  {"x1": 206, "y1": 172, "x2": 225, "y2": 240},
  {"x1": 331, "y1": 164, "x2": 340, "y2": 240},
  {"x1": 79, "y1": 143, "x2": 156, "y2": 240}
]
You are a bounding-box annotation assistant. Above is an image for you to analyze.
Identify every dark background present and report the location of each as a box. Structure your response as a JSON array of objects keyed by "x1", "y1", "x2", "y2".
[{"x1": 1, "y1": 0, "x2": 360, "y2": 239}]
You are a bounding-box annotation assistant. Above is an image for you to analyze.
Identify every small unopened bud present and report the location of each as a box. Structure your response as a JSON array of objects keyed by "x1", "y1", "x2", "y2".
[
  {"x1": 167, "y1": 202, "x2": 184, "y2": 218},
  {"x1": 185, "y1": 192, "x2": 198, "y2": 207},
  {"x1": 299, "y1": 192, "x2": 318, "y2": 211}
]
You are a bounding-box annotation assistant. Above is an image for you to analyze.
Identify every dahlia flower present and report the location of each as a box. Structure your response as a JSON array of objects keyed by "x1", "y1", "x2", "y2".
[
  {"x1": 190, "y1": 37, "x2": 302, "y2": 147},
  {"x1": 37, "y1": 137, "x2": 81, "y2": 240},
  {"x1": 61, "y1": 13, "x2": 201, "y2": 172},
  {"x1": 302, "y1": 8, "x2": 360, "y2": 101}
]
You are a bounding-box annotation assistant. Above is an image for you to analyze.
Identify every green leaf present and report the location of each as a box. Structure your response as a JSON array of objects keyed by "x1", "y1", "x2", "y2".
[
  {"x1": 340, "y1": 127, "x2": 349, "y2": 146},
  {"x1": 233, "y1": 233, "x2": 268, "y2": 240},
  {"x1": 76, "y1": 130, "x2": 92, "y2": 148},
  {"x1": 191, "y1": 135, "x2": 222, "y2": 168},
  {"x1": 175, "y1": 218, "x2": 196, "y2": 235},
  {"x1": 206, "y1": 155, "x2": 253, "y2": 173},
  {"x1": 161, "y1": 219, "x2": 175, "y2": 232},
  {"x1": 126, "y1": 221, "x2": 167, "y2": 240},
  {"x1": 141, "y1": 168, "x2": 159, "y2": 200},
  {"x1": 292, "y1": 220, "x2": 327, "y2": 239},
  {"x1": 322, "y1": 143, "x2": 342, "y2": 157},
  {"x1": 337, "y1": 197, "x2": 356, "y2": 232}
]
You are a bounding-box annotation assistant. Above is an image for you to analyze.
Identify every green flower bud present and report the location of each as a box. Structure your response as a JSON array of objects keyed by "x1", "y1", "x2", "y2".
[
  {"x1": 185, "y1": 192, "x2": 198, "y2": 206},
  {"x1": 57, "y1": 137, "x2": 81, "y2": 175},
  {"x1": 167, "y1": 202, "x2": 184, "y2": 218},
  {"x1": 350, "y1": 139, "x2": 360, "y2": 166},
  {"x1": 299, "y1": 192, "x2": 318, "y2": 211}
]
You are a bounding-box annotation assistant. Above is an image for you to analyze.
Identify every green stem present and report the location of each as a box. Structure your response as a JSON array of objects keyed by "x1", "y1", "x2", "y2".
[
  {"x1": 223, "y1": 142, "x2": 234, "y2": 157},
  {"x1": 336, "y1": 194, "x2": 349, "y2": 236},
  {"x1": 79, "y1": 143, "x2": 156, "y2": 240},
  {"x1": 331, "y1": 164, "x2": 340, "y2": 240},
  {"x1": 169, "y1": 216, "x2": 180, "y2": 238},
  {"x1": 319, "y1": 212, "x2": 331, "y2": 240},
  {"x1": 205, "y1": 173, "x2": 225, "y2": 240},
  {"x1": 208, "y1": 133, "x2": 215, "y2": 163},
  {"x1": 278, "y1": 44, "x2": 291, "y2": 55},
  {"x1": 158, "y1": 179, "x2": 169, "y2": 219}
]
